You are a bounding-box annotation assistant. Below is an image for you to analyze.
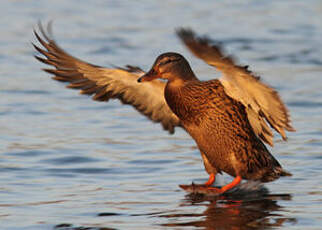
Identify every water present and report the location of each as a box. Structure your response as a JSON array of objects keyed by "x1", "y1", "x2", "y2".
[{"x1": 1, "y1": 1, "x2": 322, "y2": 229}]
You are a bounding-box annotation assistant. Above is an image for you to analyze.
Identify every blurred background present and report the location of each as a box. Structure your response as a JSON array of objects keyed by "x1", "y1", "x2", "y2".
[{"x1": 1, "y1": 1, "x2": 322, "y2": 229}]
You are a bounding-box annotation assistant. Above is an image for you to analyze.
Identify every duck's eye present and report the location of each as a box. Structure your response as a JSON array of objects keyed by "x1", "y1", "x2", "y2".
[
  {"x1": 159, "y1": 59, "x2": 171, "y2": 66},
  {"x1": 159, "y1": 58, "x2": 180, "y2": 66}
]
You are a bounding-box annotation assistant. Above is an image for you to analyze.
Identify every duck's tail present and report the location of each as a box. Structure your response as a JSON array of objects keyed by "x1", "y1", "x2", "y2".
[{"x1": 260, "y1": 166, "x2": 292, "y2": 183}]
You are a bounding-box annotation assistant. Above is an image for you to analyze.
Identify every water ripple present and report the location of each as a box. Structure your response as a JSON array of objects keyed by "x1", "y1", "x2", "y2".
[{"x1": 1, "y1": 1, "x2": 322, "y2": 230}]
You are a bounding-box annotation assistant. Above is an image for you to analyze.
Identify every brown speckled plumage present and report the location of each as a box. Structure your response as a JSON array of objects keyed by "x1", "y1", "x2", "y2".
[
  {"x1": 33, "y1": 23, "x2": 294, "y2": 193},
  {"x1": 164, "y1": 74, "x2": 290, "y2": 182}
]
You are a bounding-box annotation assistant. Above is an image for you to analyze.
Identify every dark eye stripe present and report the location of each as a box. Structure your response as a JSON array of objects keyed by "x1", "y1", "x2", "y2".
[
  {"x1": 159, "y1": 58, "x2": 180, "y2": 66},
  {"x1": 159, "y1": 59, "x2": 171, "y2": 66}
]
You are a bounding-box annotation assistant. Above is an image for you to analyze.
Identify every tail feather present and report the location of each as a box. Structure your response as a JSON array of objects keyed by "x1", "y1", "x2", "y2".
[
  {"x1": 261, "y1": 167, "x2": 292, "y2": 182},
  {"x1": 279, "y1": 168, "x2": 292, "y2": 177}
]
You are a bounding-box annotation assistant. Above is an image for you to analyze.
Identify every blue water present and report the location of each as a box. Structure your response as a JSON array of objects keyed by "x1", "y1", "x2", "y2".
[{"x1": 1, "y1": 1, "x2": 322, "y2": 229}]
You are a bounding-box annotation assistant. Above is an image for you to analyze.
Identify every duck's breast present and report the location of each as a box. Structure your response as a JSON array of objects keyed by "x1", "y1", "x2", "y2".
[{"x1": 167, "y1": 80, "x2": 270, "y2": 176}]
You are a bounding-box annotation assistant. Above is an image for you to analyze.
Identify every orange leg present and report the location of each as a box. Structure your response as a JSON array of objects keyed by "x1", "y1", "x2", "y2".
[
  {"x1": 209, "y1": 176, "x2": 242, "y2": 193},
  {"x1": 179, "y1": 175, "x2": 241, "y2": 195},
  {"x1": 204, "y1": 173, "x2": 216, "y2": 186}
]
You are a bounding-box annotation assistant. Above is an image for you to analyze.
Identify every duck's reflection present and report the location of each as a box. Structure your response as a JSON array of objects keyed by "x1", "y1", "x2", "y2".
[{"x1": 161, "y1": 185, "x2": 296, "y2": 229}]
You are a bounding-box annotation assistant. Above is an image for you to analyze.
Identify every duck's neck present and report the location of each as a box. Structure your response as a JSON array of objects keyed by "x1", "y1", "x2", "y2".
[
  {"x1": 176, "y1": 64, "x2": 198, "y2": 82},
  {"x1": 164, "y1": 74, "x2": 198, "y2": 121},
  {"x1": 168, "y1": 68, "x2": 198, "y2": 86},
  {"x1": 164, "y1": 82, "x2": 183, "y2": 118}
]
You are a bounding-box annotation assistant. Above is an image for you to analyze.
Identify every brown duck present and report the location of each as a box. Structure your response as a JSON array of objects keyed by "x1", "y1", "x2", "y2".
[{"x1": 33, "y1": 23, "x2": 295, "y2": 194}]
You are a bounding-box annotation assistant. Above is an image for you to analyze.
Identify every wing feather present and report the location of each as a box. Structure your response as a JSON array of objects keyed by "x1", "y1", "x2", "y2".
[
  {"x1": 34, "y1": 23, "x2": 181, "y2": 133},
  {"x1": 177, "y1": 28, "x2": 295, "y2": 146}
]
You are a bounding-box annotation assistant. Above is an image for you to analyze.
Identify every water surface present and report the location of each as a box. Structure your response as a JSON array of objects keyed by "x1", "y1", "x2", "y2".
[{"x1": 1, "y1": 1, "x2": 322, "y2": 229}]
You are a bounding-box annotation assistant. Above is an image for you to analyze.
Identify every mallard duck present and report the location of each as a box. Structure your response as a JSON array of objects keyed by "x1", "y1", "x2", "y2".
[{"x1": 33, "y1": 23, "x2": 294, "y2": 194}]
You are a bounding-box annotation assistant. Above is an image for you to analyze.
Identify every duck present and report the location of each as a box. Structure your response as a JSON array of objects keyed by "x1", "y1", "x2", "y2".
[{"x1": 33, "y1": 22, "x2": 295, "y2": 194}]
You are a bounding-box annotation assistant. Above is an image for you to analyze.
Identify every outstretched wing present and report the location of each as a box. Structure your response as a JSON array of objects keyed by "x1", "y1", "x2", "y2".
[
  {"x1": 33, "y1": 22, "x2": 181, "y2": 133},
  {"x1": 177, "y1": 28, "x2": 295, "y2": 146}
]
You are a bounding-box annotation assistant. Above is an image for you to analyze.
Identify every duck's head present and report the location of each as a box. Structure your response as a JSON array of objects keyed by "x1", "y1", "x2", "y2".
[{"x1": 138, "y1": 52, "x2": 196, "y2": 83}]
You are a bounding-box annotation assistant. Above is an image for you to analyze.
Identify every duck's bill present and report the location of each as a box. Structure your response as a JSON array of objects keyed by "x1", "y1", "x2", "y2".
[{"x1": 137, "y1": 69, "x2": 159, "y2": 82}]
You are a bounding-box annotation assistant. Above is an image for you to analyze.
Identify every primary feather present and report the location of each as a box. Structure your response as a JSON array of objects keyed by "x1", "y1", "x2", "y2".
[
  {"x1": 33, "y1": 22, "x2": 181, "y2": 133},
  {"x1": 176, "y1": 28, "x2": 295, "y2": 146}
]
